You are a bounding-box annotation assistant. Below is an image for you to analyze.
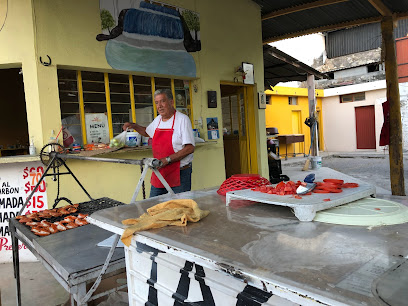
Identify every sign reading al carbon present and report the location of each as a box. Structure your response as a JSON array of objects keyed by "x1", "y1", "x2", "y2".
[{"x1": 0, "y1": 162, "x2": 48, "y2": 262}]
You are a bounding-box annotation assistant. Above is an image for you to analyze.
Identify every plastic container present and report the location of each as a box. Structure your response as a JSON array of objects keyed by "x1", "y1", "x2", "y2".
[
  {"x1": 310, "y1": 156, "x2": 322, "y2": 169},
  {"x1": 142, "y1": 136, "x2": 149, "y2": 146},
  {"x1": 29, "y1": 137, "x2": 36, "y2": 155},
  {"x1": 126, "y1": 131, "x2": 141, "y2": 147},
  {"x1": 217, "y1": 174, "x2": 270, "y2": 196}
]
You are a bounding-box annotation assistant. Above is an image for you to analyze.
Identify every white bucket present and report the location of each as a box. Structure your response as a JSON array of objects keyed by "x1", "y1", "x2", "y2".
[
  {"x1": 310, "y1": 156, "x2": 322, "y2": 170},
  {"x1": 126, "y1": 131, "x2": 141, "y2": 147}
]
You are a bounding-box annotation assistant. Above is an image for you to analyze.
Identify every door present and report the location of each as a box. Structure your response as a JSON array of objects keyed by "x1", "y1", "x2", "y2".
[
  {"x1": 291, "y1": 111, "x2": 302, "y2": 154},
  {"x1": 221, "y1": 84, "x2": 257, "y2": 177},
  {"x1": 355, "y1": 105, "x2": 376, "y2": 149}
]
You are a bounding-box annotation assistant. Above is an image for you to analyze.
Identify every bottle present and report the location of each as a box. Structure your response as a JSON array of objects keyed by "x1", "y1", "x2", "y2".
[
  {"x1": 49, "y1": 130, "x2": 56, "y2": 152},
  {"x1": 29, "y1": 137, "x2": 36, "y2": 155}
]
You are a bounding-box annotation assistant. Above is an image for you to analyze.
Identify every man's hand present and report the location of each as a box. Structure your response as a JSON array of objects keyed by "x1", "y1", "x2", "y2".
[
  {"x1": 122, "y1": 122, "x2": 136, "y2": 131},
  {"x1": 158, "y1": 157, "x2": 170, "y2": 169},
  {"x1": 122, "y1": 122, "x2": 148, "y2": 137}
]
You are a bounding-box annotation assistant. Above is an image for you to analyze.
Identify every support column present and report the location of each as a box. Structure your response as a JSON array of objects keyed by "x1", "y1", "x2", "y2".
[
  {"x1": 381, "y1": 16, "x2": 406, "y2": 196},
  {"x1": 307, "y1": 74, "x2": 319, "y2": 156}
]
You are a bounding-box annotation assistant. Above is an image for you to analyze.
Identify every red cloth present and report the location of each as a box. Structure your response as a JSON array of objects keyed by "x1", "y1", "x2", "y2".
[
  {"x1": 151, "y1": 112, "x2": 181, "y2": 188},
  {"x1": 379, "y1": 100, "x2": 390, "y2": 146}
]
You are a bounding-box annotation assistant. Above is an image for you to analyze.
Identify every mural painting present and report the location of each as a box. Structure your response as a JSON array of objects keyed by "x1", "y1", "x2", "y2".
[{"x1": 97, "y1": 0, "x2": 200, "y2": 77}]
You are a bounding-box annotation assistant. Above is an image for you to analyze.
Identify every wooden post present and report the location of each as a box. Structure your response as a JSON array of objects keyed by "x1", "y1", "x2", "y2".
[
  {"x1": 381, "y1": 16, "x2": 406, "y2": 196},
  {"x1": 307, "y1": 74, "x2": 319, "y2": 156}
]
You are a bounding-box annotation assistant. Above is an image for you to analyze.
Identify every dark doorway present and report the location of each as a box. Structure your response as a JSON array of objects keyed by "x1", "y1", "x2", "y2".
[
  {"x1": 0, "y1": 68, "x2": 29, "y2": 156},
  {"x1": 355, "y1": 105, "x2": 376, "y2": 149}
]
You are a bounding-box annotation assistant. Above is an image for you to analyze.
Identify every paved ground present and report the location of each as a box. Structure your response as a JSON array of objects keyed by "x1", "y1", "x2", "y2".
[
  {"x1": 283, "y1": 152, "x2": 408, "y2": 195},
  {"x1": 0, "y1": 261, "x2": 69, "y2": 306}
]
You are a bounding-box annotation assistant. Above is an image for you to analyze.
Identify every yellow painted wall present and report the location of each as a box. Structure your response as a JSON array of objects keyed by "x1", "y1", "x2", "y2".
[
  {"x1": 0, "y1": 0, "x2": 46, "y2": 148},
  {"x1": 265, "y1": 87, "x2": 324, "y2": 157},
  {"x1": 0, "y1": 0, "x2": 266, "y2": 206}
]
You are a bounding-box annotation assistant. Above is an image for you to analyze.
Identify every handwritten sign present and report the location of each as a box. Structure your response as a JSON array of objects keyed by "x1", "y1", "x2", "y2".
[
  {"x1": 85, "y1": 113, "x2": 109, "y2": 144},
  {"x1": 0, "y1": 162, "x2": 48, "y2": 262}
]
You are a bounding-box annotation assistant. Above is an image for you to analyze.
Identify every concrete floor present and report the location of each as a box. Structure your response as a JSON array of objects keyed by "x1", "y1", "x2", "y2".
[
  {"x1": 1, "y1": 150, "x2": 404, "y2": 305},
  {"x1": 0, "y1": 261, "x2": 70, "y2": 306}
]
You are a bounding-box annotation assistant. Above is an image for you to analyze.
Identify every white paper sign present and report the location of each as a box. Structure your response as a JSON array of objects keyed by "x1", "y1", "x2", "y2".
[
  {"x1": 0, "y1": 162, "x2": 49, "y2": 262},
  {"x1": 85, "y1": 113, "x2": 110, "y2": 144}
]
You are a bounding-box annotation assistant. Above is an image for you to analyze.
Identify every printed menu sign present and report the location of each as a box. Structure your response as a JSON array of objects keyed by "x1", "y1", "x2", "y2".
[
  {"x1": 0, "y1": 162, "x2": 48, "y2": 262},
  {"x1": 85, "y1": 113, "x2": 110, "y2": 144}
]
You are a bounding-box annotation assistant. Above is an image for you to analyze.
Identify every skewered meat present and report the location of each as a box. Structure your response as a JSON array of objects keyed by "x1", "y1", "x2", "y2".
[
  {"x1": 18, "y1": 217, "x2": 32, "y2": 223},
  {"x1": 48, "y1": 224, "x2": 59, "y2": 234},
  {"x1": 63, "y1": 216, "x2": 77, "y2": 223},
  {"x1": 31, "y1": 226, "x2": 51, "y2": 236},
  {"x1": 26, "y1": 221, "x2": 39, "y2": 227},
  {"x1": 75, "y1": 218, "x2": 88, "y2": 226},
  {"x1": 65, "y1": 222, "x2": 78, "y2": 229},
  {"x1": 54, "y1": 222, "x2": 67, "y2": 231}
]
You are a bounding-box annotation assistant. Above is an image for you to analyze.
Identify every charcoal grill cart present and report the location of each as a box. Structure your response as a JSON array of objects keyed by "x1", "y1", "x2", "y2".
[
  {"x1": 9, "y1": 143, "x2": 173, "y2": 306},
  {"x1": 87, "y1": 169, "x2": 408, "y2": 306}
]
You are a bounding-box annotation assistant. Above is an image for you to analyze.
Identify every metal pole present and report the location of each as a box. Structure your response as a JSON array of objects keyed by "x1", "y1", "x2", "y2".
[
  {"x1": 381, "y1": 16, "x2": 406, "y2": 196},
  {"x1": 307, "y1": 74, "x2": 319, "y2": 156},
  {"x1": 10, "y1": 223, "x2": 21, "y2": 306},
  {"x1": 80, "y1": 234, "x2": 120, "y2": 305},
  {"x1": 56, "y1": 153, "x2": 161, "y2": 167},
  {"x1": 61, "y1": 160, "x2": 94, "y2": 201},
  {"x1": 130, "y1": 165, "x2": 151, "y2": 203},
  {"x1": 152, "y1": 168, "x2": 175, "y2": 195}
]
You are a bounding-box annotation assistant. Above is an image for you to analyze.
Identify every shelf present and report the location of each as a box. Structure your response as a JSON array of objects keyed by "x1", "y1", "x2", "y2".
[{"x1": 0, "y1": 155, "x2": 41, "y2": 164}]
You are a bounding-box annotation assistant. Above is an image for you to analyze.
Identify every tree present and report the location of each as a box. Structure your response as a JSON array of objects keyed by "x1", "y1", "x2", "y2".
[
  {"x1": 181, "y1": 10, "x2": 200, "y2": 41},
  {"x1": 100, "y1": 9, "x2": 115, "y2": 34}
]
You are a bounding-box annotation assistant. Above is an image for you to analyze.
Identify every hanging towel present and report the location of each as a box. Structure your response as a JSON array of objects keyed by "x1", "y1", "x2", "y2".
[
  {"x1": 121, "y1": 199, "x2": 210, "y2": 246},
  {"x1": 380, "y1": 100, "x2": 390, "y2": 146}
]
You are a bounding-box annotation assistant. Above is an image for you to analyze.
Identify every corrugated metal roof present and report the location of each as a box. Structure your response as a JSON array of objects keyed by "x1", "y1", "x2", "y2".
[
  {"x1": 326, "y1": 18, "x2": 408, "y2": 58},
  {"x1": 252, "y1": 0, "x2": 408, "y2": 43},
  {"x1": 263, "y1": 45, "x2": 328, "y2": 87}
]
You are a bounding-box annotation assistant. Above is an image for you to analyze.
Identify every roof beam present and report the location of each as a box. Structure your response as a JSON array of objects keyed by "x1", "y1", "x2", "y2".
[
  {"x1": 367, "y1": 0, "x2": 392, "y2": 16},
  {"x1": 262, "y1": 0, "x2": 349, "y2": 21},
  {"x1": 265, "y1": 48, "x2": 327, "y2": 79},
  {"x1": 263, "y1": 16, "x2": 381, "y2": 43}
]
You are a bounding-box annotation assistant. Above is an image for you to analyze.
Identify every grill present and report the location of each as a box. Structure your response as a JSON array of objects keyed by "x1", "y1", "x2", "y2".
[{"x1": 16, "y1": 197, "x2": 125, "y2": 237}]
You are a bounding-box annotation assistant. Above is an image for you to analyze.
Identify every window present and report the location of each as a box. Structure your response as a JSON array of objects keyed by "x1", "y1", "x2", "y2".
[
  {"x1": 288, "y1": 96, "x2": 298, "y2": 105},
  {"x1": 174, "y1": 79, "x2": 192, "y2": 118},
  {"x1": 340, "y1": 92, "x2": 365, "y2": 103},
  {"x1": 58, "y1": 69, "x2": 192, "y2": 146}
]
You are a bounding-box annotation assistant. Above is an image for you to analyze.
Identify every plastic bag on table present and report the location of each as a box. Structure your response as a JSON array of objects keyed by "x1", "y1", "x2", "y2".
[{"x1": 109, "y1": 131, "x2": 127, "y2": 149}]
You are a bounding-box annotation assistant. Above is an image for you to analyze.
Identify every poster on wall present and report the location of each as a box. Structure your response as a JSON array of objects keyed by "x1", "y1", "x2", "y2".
[
  {"x1": 85, "y1": 113, "x2": 110, "y2": 144},
  {"x1": 0, "y1": 162, "x2": 48, "y2": 262},
  {"x1": 207, "y1": 117, "x2": 219, "y2": 140},
  {"x1": 97, "y1": 0, "x2": 200, "y2": 77}
]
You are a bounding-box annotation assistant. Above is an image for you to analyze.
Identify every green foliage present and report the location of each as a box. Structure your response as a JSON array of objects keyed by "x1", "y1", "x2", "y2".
[
  {"x1": 181, "y1": 10, "x2": 200, "y2": 32},
  {"x1": 100, "y1": 9, "x2": 115, "y2": 32}
]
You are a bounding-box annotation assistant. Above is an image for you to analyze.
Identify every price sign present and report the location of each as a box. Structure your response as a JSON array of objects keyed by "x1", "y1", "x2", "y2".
[{"x1": 0, "y1": 162, "x2": 48, "y2": 262}]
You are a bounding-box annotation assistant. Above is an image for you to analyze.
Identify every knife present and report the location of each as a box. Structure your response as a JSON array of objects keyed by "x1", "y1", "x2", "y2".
[{"x1": 296, "y1": 173, "x2": 317, "y2": 195}]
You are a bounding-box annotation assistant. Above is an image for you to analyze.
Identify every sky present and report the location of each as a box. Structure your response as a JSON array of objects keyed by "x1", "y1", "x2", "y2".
[
  {"x1": 269, "y1": 33, "x2": 325, "y2": 66},
  {"x1": 269, "y1": 33, "x2": 326, "y2": 86}
]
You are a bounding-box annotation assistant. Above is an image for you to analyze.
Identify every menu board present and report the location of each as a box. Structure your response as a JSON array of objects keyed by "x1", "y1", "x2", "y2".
[
  {"x1": 85, "y1": 113, "x2": 110, "y2": 144},
  {"x1": 0, "y1": 162, "x2": 48, "y2": 262}
]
